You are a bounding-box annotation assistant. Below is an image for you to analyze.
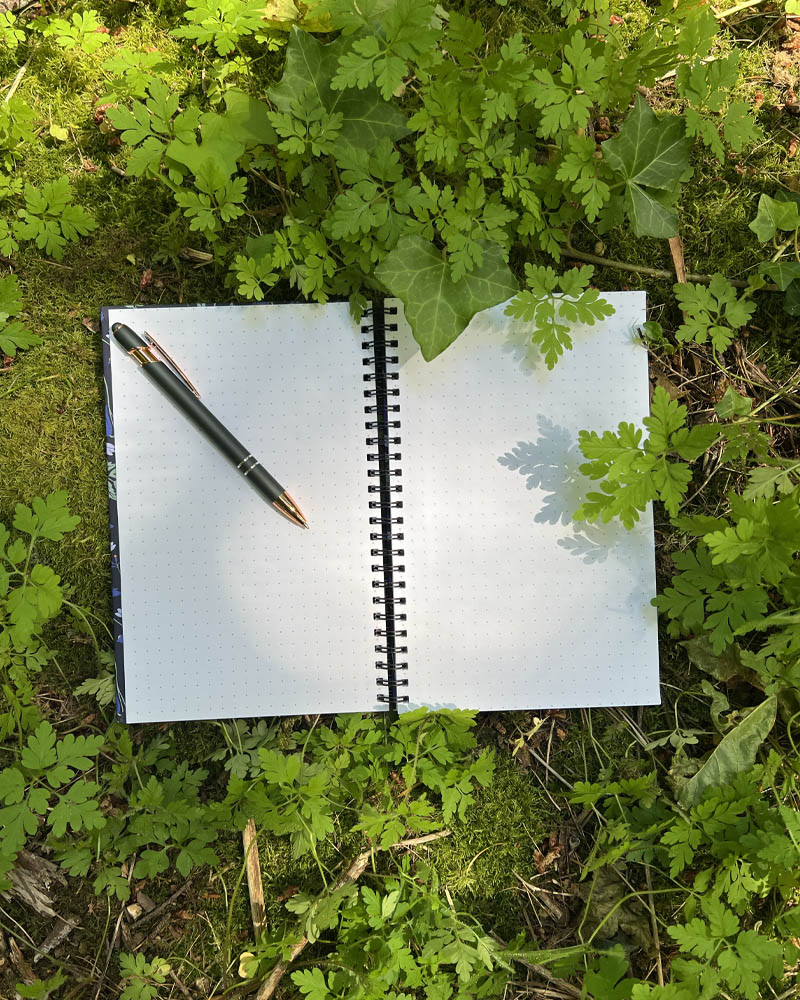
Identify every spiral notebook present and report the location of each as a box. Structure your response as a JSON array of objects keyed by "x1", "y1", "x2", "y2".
[{"x1": 100, "y1": 295, "x2": 659, "y2": 723}]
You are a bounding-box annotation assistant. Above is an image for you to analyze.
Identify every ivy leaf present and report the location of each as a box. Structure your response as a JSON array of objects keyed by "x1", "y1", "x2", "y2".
[
  {"x1": 602, "y1": 95, "x2": 692, "y2": 238},
  {"x1": 678, "y1": 696, "x2": 777, "y2": 807},
  {"x1": 715, "y1": 386, "x2": 752, "y2": 419},
  {"x1": 269, "y1": 27, "x2": 408, "y2": 149},
  {"x1": 749, "y1": 194, "x2": 800, "y2": 242},
  {"x1": 220, "y1": 88, "x2": 277, "y2": 148},
  {"x1": 625, "y1": 184, "x2": 681, "y2": 239},
  {"x1": 758, "y1": 259, "x2": 800, "y2": 290},
  {"x1": 375, "y1": 235, "x2": 517, "y2": 360}
]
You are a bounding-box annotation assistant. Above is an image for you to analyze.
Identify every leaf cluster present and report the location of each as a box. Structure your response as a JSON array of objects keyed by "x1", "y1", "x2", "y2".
[
  {"x1": 104, "y1": 0, "x2": 763, "y2": 360},
  {"x1": 657, "y1": 488, "x2": 800, "y2": 655},
  {"x1": 572, "y1": 759, "x2": 798, "y2": 1000},
  {"x1": 224, "y1": 709, "x2": 495, "y2": 860},
  {"x1": 673, "y1": 274, "x2": 761, "y2": 352},
  {"x1": 574, "y1": 386, "x2": 721, "y2": 529},
  {"x1": 3, "y1": 177, "x2": 98, "y2": 262},
  {"x1": 246, "y1": 858, "x2": 518, "y2": 999},
  {"x1": 0, "y1": 273, "x2": 40, "y2": 359},
  {"x1": 504, "y1": 264, "x2": 614, "y2": 369},
  {"x1": 34, "y1": 9, "x2": 110, "y2": 54},
  {"x1": 0, "y1": 493, "x2": 80, "y2": 740}
]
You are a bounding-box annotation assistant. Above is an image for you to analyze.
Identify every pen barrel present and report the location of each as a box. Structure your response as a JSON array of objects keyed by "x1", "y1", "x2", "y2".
[{"x1": 142, "y1": 361, "x2": 284, "y2": 502}]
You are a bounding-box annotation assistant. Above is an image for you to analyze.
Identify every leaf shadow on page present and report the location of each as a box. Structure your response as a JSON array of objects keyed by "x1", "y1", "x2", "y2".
[
  {"x1": 497, "y1": 416, "x2": 627, "y2": 564},
  {"x1": 499, "y1": 314, "x2": 545, "y2": 375}
]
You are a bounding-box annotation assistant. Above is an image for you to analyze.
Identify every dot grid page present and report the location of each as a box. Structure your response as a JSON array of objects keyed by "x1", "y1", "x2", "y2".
[
  {"x1": 395, "y1": 292, "x2": 660, "y2": 711},
  {"x1": 105, "y1": 303, "x2": 378, "y2": 722}
]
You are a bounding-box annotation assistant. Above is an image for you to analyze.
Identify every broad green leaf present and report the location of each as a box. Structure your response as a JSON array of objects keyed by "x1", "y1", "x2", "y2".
[
  {"x1": 758, "y1": 259, "x2": 800, "y2": 290},
  {"x1": 220, "y1": 88, "x2": 277, "y2": 147},
  {"x1": 292, "y1": 968, "x2": 329, "y2": 1000},
  {"x1": 785, "y1": 280, "x2": 800, "y2": 316},
  {"x1": 48, "y1": 780, "x2": 105, "y2": 837},
  {"x1": 0, "y1": 321, "x2": 41, "y2": 357},
  {"x1": 29, "y1": 564, "x2": 62, "y2": 618},
  {"x1": 166, "y1": 112, "x2": 246, "y2": 179},
  {"x1": 375, "y1": 236, "x2": 518, "y2": 361},
  {"x1": 679, "y1": 696, "x2": 777, "y2": 807},
  {"x1": 603, "y1": 95, "x2": 693, "y2": 189},
  {"x1": 744, "y1": 461, "x2": 800, "y2": 499},
  {"x1": 268, "y1": 27, "x2": 408, "y2": 149},
  {"x1": 626, "y1": 183, "x2": 680, "y2": 238},
  {"x1": 21, "y1": 721, "x2": 57, "y2": 772},
  {"x1": 682, "y1": 636, "x2": 750, "y2": 683},
  {"x1": 13, "y1": 492, "x2": 80, "y2": 541},
  {"x1": 749, "y1": 194, "x2": 800, "y2": 242},
  {"x1": 0, "y1": 766, "x2": 25, "y2": 804},
  {"x1": 602, "y1": 95, "x2": 692, "y2": 238},
  {"x1": 715, "y1": 386, "x2": 752, "y2": 419}
]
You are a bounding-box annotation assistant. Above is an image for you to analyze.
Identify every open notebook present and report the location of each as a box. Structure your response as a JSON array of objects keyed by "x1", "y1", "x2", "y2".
[{"x1": 100, "y1": 295, "x2": 659, "y2": 723}]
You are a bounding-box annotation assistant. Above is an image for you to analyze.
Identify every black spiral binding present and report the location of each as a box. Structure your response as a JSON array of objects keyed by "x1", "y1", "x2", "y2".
[{"x1": 363, "y1": 303, "x2": 408, "y2": 710}]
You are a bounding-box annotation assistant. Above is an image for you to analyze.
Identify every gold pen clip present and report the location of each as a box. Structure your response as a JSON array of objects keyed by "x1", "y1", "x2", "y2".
[{"x1": 130, "y1": 332, "x2": 201, "y2": 398}]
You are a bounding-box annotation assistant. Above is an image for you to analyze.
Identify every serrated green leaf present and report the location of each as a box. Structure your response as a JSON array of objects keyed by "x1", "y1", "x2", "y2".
[
  {"x1": 48, "y1": 780, "x2": 105, "y2": 837},
  {"x1": 375, "y1": 236, "x2": 517, "y2": 360},
  {"x1": 292, "y1": 967, "x2": 329, "y2": 1000},
  {"x1": 0, "y1": 273, "x2": 22, "y2": 323},
  {"x1": 21, "y1": 721, "x2": 57, "y2": 772}
]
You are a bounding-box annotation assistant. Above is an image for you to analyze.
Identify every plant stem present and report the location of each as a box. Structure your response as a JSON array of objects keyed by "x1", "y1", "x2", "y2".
[
  {"x1": 564, "y1": 238, "x2": 781, "y2": 292},
  {"x1": 714, "y1": 0, "x2": 769, "y2": 18},
  {"x1": 4, "y1": 51, "x2": 33, "y2": 104}
]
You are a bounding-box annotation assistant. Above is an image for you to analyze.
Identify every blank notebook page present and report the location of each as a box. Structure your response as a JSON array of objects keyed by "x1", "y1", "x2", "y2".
[
  {"x1": 396, "y1": 292, "x2": 660, "y2": 710},
  {"x1": 105, "y1": 303, "x2": 376, "y2": 722}
]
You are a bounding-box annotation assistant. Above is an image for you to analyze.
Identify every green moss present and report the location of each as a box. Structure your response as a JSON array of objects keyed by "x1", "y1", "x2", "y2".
[{"x1": 423, "y1": 755, "x2": 550, "y2": 936}]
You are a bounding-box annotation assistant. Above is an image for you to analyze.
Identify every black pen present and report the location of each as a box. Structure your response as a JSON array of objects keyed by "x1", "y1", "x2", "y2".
[{"x1": 111, "y1": 322, "x2": 309, "y2": 529}]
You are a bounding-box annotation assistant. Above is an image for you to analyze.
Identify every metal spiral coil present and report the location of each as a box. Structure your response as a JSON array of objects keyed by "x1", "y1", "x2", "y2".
[{"x1": 363, "y1": 304, "x2": 408, "y2": 707}]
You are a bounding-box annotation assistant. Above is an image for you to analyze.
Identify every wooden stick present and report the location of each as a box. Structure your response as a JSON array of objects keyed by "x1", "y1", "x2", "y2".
[
  {"x1": 668, "y1": 235, "x2": 688, "y2": 285},
  {"x1": 243, "y1": 819, "x2": 267, "y2": 941}
]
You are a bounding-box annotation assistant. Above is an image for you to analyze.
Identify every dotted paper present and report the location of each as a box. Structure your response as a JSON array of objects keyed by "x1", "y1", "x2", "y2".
[
  {"x1": 106, "y1": 303, "x2": 377, "y2": 723},
  {"x1": 395, "y1": 292, "x2": 660, "y2": 711}
]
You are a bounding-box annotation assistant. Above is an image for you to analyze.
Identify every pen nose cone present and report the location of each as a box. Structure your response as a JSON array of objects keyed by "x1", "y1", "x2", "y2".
[{"x1": 111, "y1": 323, "x2": 142, "y2": 351}]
